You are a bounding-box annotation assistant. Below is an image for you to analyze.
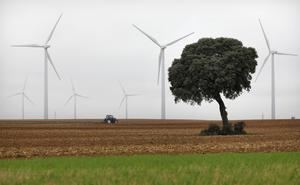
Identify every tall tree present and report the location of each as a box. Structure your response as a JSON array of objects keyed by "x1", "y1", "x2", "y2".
[{"x1": 168, "y1": 38, "x2": 258, "y2": 127}]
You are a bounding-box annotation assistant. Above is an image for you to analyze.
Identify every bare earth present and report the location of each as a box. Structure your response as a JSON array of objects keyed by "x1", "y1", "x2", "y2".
[{"x1": 0, "y1": 119, "x2": 299, "y2": 158}]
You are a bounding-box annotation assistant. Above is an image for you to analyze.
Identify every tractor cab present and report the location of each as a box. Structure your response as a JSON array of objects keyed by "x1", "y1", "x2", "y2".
[{"x1": 104, "y1": 115, "x2": 118, "y2": 124}]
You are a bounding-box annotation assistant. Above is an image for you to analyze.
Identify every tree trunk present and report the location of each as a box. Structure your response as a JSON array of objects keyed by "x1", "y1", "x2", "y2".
[{"x1": 214, "y1": 94, "x2": 229, "y2": 128}]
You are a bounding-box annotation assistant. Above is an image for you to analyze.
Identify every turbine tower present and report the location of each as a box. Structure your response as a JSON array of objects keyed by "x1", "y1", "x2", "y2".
[
  {"x1": 65, "y1": 80, "x2": 88, "y2": 119},
  {"x1": 119, "y1": 83, "x2": 138, "y2": 119},
  {"x1": 9, "y1": 78, "x2": 34, "y2": 119},
  {"x1": 133, "y1": 24, "x2": 194, "y2": 119},
  {"x1": 256, "y1": 19, "x2": 298, "y2": 119},
  {"x1": 12, "y1": 14, "x2": 63, "y2": 119}
]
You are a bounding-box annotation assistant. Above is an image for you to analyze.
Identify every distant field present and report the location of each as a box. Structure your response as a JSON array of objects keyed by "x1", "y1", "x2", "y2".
[
  {"x1": 0, "y1": 119, "x2": 300, "y2": 158},
  {"x1": 0, "y1": 152, "x2": 299, "y2": 185}
]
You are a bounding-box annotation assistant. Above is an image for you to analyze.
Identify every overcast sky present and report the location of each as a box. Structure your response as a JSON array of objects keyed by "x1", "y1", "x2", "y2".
[{"x1": 0, "y1": 0, "x2": 299, "y2": 120}]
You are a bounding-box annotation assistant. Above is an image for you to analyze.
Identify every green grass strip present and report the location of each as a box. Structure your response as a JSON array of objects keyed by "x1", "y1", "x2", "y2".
[{"x1": 0, "y1": 152, "x2": 299, "y2": 185}]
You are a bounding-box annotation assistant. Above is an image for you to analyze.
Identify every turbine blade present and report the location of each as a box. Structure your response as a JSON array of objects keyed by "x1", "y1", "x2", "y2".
[
  {"x1": 276, "y1": 52, "x2": 298, "y2": 56},
  {"x1": 11, "y1": 44, "x2": 44, "y2": 48},
  {"x1": 166, "y1": 32, "x2": 194, "y2": 46},
  {"x1": 8, "y1": 92, "x2": 22, "y2": 98},
  {"x1": 119, "y1": 96, "x2": 126, "y2": 109},
  {"x1": 71, "y1": 79, "x2": 75, "y2": 92},
  {"x1": 119, "y1": 82, "x2": 126, "y2": 95},
  {"x1": 45, "y1": 13, "x2": 63, "y2": 44},
  {"x1": 132, "y1": 24, "x2": 161, "y2": 47},
  {"x1": 46, "y1": 50, "x2": 61, "y2": 80},
  {"x1": 23, "y1": 94, "x2": 34, "y2": 105},
  {"x1": 127, "y1": 94, "x2": 139, "y2": 96},
  {"x1": 157, "y1": 50, "x2": 162, "y2": 85},
  {"x1": 255, "y1": 53, "x2": 271, "y2": 82},
  {"x1": 22, "y1": 77, "x2": 28, "y2": 91},
  {"x1": 258, "y1": 19, "x2": 271, "y2": 51},
  {"x1": 65, "y1": 95, "x2": 74, "y2": 106},
  {"x1": 76, "y1": 94, "x2": 88, "y2": 98}
]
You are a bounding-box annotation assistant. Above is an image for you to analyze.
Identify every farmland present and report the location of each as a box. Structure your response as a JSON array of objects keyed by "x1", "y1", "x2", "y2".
[{"x1": 0, "y1": 119, "x2": 299, "y2": 158}]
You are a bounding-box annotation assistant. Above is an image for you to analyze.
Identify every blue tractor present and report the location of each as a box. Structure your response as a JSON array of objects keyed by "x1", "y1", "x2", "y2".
[{"x1": 104, "y1": 115, "x2": 118, "y2": 124}]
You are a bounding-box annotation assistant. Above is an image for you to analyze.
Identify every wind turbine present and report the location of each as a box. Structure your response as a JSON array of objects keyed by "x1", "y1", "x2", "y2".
[
  {"x1": 119, "y1": 83, "x2": 138, "y2": 119},
  {"x1": 133, "y1": 24, "x2": 194, "y2": 119},
  {"x1": 12, "y1": 14, "x2": 63, "y2": 119},
  {"x1": 65, "y1": 80, "x2": 88, "y2": 119},
  {"x1": 256, "y1": 19, "x2": 298, "y2": 119},
  {"x1": 9, "y1": 78, "x2": 34, "y2": 119}
]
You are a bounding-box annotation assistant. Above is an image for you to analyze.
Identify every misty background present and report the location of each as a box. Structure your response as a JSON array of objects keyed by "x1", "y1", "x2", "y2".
[{"x1": 0, "y1": 0, "x2": 299, "y2": 120}]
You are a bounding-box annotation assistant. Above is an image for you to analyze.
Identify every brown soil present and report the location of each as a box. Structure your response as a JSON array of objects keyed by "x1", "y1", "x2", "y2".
[{"x1": 0, "y1": 119, "x2": 299, "y2": 158}]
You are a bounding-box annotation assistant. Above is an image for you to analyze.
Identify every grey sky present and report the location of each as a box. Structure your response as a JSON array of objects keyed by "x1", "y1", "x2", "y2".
[{"x1": 0, "y1": 0, "x2": 299, "y2": 120}]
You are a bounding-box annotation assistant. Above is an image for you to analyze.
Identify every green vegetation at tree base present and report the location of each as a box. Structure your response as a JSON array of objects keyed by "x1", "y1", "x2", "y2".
[{"x1": 0, "y1": 152, "x2": 299, "y2": 185}]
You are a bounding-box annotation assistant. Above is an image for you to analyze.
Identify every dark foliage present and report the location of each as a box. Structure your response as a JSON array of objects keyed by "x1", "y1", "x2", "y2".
[
  {"x1": 169, "y1": 38, "x2": 258, "y2": 127},
  {"x1": 200, "y1": 124, "x2": 220, "y2": 136},
  {"x1": 220, "y1": 123, "x2": 234, "y2": 135},
  {"x1": 233, "y1": 121, "x2": 246, "y2": 134},
  {"x1": 200, "y1": 121, "x2": 246, "y2": 136}
]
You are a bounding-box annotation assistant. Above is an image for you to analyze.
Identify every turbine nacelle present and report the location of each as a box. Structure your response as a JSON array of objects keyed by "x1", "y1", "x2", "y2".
[
  {"x1": 271, "y1": 50, "x2": 297, "y2": 56},
  {"x1": 44, "y1": 45, "x2": 51, "y2": 49}
]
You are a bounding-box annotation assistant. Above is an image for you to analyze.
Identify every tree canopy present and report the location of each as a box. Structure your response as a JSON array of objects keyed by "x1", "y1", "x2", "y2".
[{"x1": 168, "y1": 37, "x2": 258, "y2": 127}]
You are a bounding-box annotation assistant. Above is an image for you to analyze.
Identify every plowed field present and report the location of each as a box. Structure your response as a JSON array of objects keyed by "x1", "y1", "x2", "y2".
[{"x1": 0, "y1": 119, "x2": 299, "y2": 158}]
